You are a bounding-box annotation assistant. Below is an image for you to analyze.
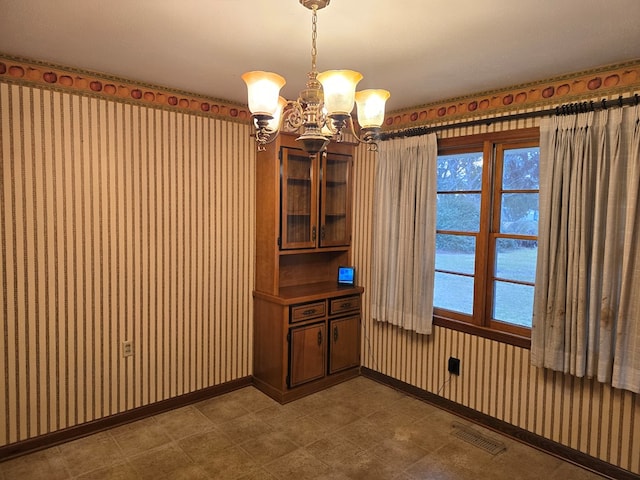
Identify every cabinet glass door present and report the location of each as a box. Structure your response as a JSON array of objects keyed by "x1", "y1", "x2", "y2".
[
  {"x1": 281, "y1": 147, "x2": 317, "y2": 250},
  {"x1": 320, "y1": 153, "x2": 352, "y2": 247}
]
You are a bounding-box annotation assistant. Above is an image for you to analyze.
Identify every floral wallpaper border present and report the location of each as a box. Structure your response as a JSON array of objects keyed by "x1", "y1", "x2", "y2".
[
  {"x1": 2, "y1": 53, "x2": 639, "y2": 130},
  {"x1": 385, "y1": 60, "x2": 640, "y2": 129},
  {"x1": 0, "y1": 54, "x2": 252, "y2": 122}
]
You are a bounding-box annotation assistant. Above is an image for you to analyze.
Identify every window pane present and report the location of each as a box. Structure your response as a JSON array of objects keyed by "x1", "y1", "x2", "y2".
[
  {"x1": 502, "y1": 147, "x2": 539, "y2": 189},
  {"x1": 437, "y1": 193, "x2": 481, "y2": 231},
  {"x1": 436, "y1": 235, "x2": 475, "y2": 274},
  {"x1": 495, "y1": 239, "x2": 537, "y2": 282},
  {"x1": 493, "y1": 281, "x2": 534, "y2": 327},
  {"x1": 437, "y1": 153, "x2": 483, "y2": 191},
  {"x1": 434, "y1": 272, "x2": 474, "y2": 314},
  {"x1": 500, "y1": 193, "x2": 538, "y2": 235}
]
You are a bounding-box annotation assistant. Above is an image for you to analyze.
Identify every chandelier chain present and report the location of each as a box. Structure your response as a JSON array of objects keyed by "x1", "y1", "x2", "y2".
[{"x1": 311, "y1": 6, "x2": 318, "y2": 73}]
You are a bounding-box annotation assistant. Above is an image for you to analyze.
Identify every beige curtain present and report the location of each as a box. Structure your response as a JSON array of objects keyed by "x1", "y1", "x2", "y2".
[
  {"x1": 532, "y1": 105, "x2": 640, "y2": 393},
  {"x1": 370, "y1": 134, "x2": 437, "y2": 335}
]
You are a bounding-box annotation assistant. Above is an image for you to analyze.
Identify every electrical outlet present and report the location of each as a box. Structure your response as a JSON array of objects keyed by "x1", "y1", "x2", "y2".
[
  {"x1": 122, "y1": 340, "x2": 134, "y2": 357},
  {"x1": 448, "y1": 356, "x2": 460, "y2": 376}
]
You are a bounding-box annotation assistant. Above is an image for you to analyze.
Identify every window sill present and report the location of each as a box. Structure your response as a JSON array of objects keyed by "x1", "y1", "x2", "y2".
[{"x1": 433, "y1": 315, "x2": 531, "y2": 349}]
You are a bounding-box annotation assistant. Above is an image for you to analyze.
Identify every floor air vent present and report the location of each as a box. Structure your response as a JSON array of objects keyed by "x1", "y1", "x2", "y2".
[{"x1": 451, "y1": 422, "x2": 506, "y2": 455}]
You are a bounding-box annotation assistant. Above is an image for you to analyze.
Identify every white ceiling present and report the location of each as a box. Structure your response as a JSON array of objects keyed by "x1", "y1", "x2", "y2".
[{"x1": 1, "y1": 0, "x2": 640, "y2": 112}]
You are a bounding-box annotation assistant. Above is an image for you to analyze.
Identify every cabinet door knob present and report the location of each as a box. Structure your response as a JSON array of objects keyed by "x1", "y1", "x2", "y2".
[
  {"x1": 312, "y1": 226, "x2": 316, "y2": 242},
  {"x1": 333, "y1": 326, "x2": 338, "y2": 342},
  {"x1": 317, "y1": 330, "x2": 322, "y2": 346}
]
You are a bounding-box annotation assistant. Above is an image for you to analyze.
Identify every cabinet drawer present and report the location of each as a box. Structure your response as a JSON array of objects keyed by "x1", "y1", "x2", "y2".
[
  {"x1": 290, "y1": 301, "x2": 326, "y2": 323},
  {"x1": 330, "y1": 295, "x2": 360, "y2": 315}
]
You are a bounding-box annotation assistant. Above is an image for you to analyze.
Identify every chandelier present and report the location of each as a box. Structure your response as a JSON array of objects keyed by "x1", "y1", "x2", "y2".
[{"x1": 242, "y1": 0, "x2": 390, "y2": 155}]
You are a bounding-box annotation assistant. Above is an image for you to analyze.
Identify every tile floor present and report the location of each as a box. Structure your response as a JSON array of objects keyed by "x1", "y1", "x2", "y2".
[{"x1": 0, "y1": 376, "x2": 607, "y2": 479}]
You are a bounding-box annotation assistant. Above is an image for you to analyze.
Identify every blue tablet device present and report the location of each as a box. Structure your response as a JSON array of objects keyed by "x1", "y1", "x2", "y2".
[{"x1": 337, "y1": 266, "x2": 355, "y2": 286}]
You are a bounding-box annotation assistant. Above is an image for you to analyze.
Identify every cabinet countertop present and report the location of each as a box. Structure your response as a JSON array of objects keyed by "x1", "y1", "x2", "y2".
[{"x1": 253, "y1": 282, "x2": 364, "y2": 305}]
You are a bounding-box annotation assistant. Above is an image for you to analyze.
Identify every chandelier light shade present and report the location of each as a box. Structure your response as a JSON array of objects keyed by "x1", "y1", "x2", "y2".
[
  {"x1": 242, "y1": 0, "x2": 390, "y2": 154},
  {"x1": 265, "y1": 96, "x2": 288, "y2": 132},
  {"x1": 355, "y1": 89, "x2": 391, "y2": 128},
  {"x1": 241, "y1": 71, "x2": 286, "y2": 117},
  {"x1": 317, "y1": 70, "x2": 363, "y2": 116}
]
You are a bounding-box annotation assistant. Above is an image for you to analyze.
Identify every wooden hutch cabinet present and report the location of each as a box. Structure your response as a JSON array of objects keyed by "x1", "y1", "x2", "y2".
[{"x1": 253, "y1": 133, "x2": 362, "y2": 403}]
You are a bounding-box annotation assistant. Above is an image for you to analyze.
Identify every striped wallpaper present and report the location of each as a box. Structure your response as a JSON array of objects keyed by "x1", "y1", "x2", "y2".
[
  {"x1": 351, "y1": 109, "x2": 640, "y2": 475},
  {"x1": 0, "y1": 82, "x2": 255, "y2": 446},
  {"x1": 1, "y1": 56, "x2": 640, "y2": 476}
]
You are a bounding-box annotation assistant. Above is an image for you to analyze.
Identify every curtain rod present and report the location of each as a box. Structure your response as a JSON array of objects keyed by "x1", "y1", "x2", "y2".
[{"x1": 379, "y1": 94, "x2": 640, "y2": 141}]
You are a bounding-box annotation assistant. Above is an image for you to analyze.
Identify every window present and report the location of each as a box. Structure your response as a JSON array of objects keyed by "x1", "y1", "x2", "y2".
[{"x1": 434, "y1": 129, "x2": 539, "y2": 346}]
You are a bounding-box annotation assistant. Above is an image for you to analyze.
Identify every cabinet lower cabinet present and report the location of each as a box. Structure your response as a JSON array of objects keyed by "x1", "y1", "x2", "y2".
[
  {"x1": 253, "y1": 290, "x2": 362, "y2": 403},
  {"x1": 289, "y1": 323, "x2": 326, "y2": 387},
  {"x1": 328, "y1": 316, "x2": 360, "y2": 374}
]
